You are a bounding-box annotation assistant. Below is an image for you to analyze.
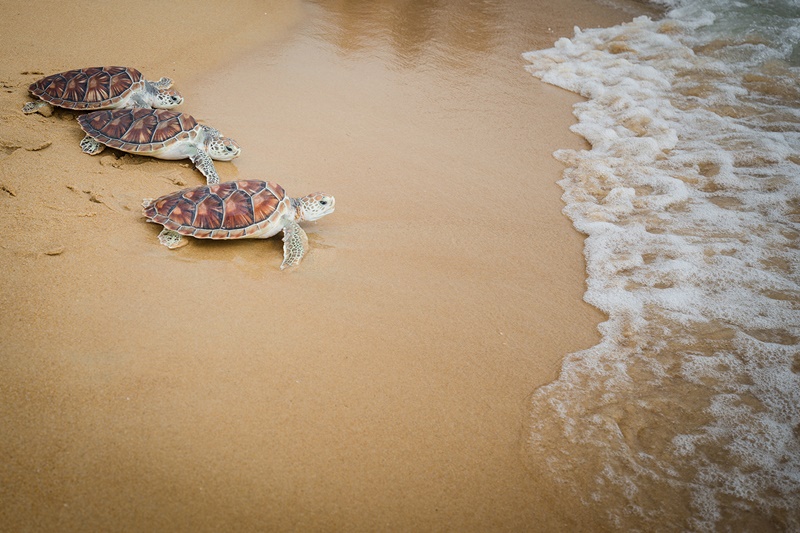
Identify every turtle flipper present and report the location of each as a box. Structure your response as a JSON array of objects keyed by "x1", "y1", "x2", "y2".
[
  {"x1": 201, "y1": 125, "x2": 221, "y2": 140},
  {"x1": 80, "y1": 135, "x2": 105, "y2": 155},
  {"x1": 190, "y1": 151, "x2": 219, "y2": 185},
  {"x1": 150, "y1": 77, "x2": 173, "y2": 90},
  {"x1": 22, "y1": 101, "x2": 53, "y2": 116},
  {"x1": 157, "y1": 229, "x2": 187, "y2": 249},
  {"x1": 280, "y1": 222, "x2": 309, "y2": 270}
]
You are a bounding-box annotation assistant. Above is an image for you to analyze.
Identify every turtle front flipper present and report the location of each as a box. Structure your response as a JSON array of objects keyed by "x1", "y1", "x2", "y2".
[
  {"x1": 200, "y1": 125, "x2": 221, "y2": 140},
  {"x1": 280, "y1": 222, "x2": 309, "y2": 270},
  {"x1": 80, "y1": 135, "x2": 105, "y2": 155},
  {"x1": 157, "y1": 229, "x2": 187, "y2": 249},
  {"x1": 22, "y1": 101, "x2": 54, "y2": 117},
  {"x1": 150, "y1": 77, "x2": 173, "y2": 90},
  {"x1": 190, "y1": 151, "x2": 220, "y2": 185}
]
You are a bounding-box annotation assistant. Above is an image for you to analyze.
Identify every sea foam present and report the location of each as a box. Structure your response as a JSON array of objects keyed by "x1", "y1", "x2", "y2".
[{"x1": 523, "y1": 1, "x2": 800, "y2": 530}]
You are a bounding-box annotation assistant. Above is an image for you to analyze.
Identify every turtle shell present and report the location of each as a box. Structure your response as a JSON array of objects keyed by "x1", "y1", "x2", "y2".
[
  {"x1": 143, "y1": 181, "x2": 290, "y2": 240},
  {"x1": 28, "y1": 66, "x2": 145, "y2": 110},
  {"x1": 77, "y1": 108, "x2": 198, "y2": 154}
]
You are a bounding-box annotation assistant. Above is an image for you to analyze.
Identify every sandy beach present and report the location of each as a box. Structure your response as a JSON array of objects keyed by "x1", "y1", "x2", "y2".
[{"x1": 1, "y1": 1, "x2": 651, "y2": 530}]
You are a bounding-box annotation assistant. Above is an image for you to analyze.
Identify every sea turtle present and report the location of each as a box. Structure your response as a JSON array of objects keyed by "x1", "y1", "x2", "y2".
[
  {"x1": 23, "y1": 66, "x2": 182, "y2": 116},
  {"x1": 142, "y1": 180, "x2": 335, "y2": 269},
  {"x1": 77, "y1": 108, "x2": 241, "y2": 184}
]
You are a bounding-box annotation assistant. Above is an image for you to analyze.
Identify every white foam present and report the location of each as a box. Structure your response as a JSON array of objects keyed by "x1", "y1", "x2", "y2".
[{"x1": 523, "y1": 1, "x2": 800, "y2": 530}]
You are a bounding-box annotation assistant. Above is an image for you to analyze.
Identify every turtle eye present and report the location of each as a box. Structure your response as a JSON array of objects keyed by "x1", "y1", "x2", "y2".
[{"x1": 320, "y1": 200, "x2": 328, "y2": 206}]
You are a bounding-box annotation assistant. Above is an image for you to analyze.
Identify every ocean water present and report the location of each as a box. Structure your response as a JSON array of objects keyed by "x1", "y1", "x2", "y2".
[{"x1": 523, "y1": 0, "x2": 800, "y2": 530}]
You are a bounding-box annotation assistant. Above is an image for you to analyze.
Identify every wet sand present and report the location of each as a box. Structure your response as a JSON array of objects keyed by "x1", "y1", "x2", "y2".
[{"x1": 1, "y1": 1, "x2": 647, "y2": 530}]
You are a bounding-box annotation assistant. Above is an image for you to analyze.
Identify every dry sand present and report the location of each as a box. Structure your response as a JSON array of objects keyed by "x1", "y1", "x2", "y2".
[{"x1": 1, "y1": 0, "x2": 650, "y2": 530}]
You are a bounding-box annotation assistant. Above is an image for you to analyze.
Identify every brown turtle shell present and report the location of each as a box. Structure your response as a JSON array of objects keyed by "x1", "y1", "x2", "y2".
[
  {"x1": 77, "y1": 108, "x2": 198, "y2": 153},
  {"x1": 29, "y1": 66, "x2": 145, "y2": 110},
  {"x1": 143, "y1": 181, "x2": 290, "y2": 240}
]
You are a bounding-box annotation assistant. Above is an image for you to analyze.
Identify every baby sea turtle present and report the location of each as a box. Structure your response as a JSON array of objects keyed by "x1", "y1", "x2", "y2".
[
  {"x1": 77, "y1": 108, "x2": 241, "y2": 184},
  {"x1": 23, "y1": 66, "x2": 182, "y2": 116},
  {"x1": 142, "y1": 180, "x2": 335, "y2": 270}
]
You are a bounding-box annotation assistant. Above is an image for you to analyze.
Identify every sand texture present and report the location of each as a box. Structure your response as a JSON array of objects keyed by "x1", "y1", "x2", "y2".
[{"x1": 1, "y1": 1, "x2": 642, "y2": 530}]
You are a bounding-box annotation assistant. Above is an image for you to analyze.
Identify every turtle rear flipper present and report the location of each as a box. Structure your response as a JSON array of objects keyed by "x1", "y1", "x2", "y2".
[
  {"x1": 158, "y1": 229, "x2": 187, "y2": 249},
  {"x1": 80, "y1": 135, "x2": 105, "y2": 155},
  {"x1": 22, "y1": 101, "x2": 53, "y2": 116}
]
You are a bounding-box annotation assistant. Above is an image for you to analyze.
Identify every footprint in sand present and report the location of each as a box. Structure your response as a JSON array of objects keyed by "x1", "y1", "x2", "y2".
[
  {"x1": 66, "y1": 185, "x2": 124, "y2": 212},
  {"x1": 99, "y1": 155, "x2": 123, "y2": 168},
  {"x1": 0, "y1": 139, "x2": 52, "y2": 157}
]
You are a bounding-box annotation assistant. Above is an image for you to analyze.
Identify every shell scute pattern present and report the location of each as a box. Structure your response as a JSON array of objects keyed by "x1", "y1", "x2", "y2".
[
  {"x1": 162, "y1": 219, "x2": 181, "y2": 232},
  {"x1": 237, "y1": 180, "x2": 267, "y2": 196},
  {"x1": 29, "y1": 66, "x2": 141, "y2": 109},
  {"x1": 182, "y1": 188, "x2": 208, "y2": 203},
  {"x1": 122, "y1": 113, "x2": 160, "y2": 144},
  {"x1": 86, "y1": 111, "x2": 132, "y2": 139},
  {"x1": 154, "y1": 194, "x2": 180, "y2": 215},
  {"x1": 108, "y1": 67, "x2": 137, "y2": 98},
  {"x1": 169, "y1": 198, "x2": 196, "y2": 226},
  {"x1": 252, "y1": 190, "x2": 280, "y2": 221},
  {"x1": 77, "y1": 108, "x2": 198, "y2": 153},
  {"x1": 85, "y1": 71, "x2": 111, "y2": 102},
  {"x1": 222, "y1": 190, "x2": 255, "y2": 229},
  {"x1": 62, "y1": 74, "x2": 88, "y2": 103},
  {"x1": 105, "y1": 138, "x2": 127, "y2": 151},
  {"x1": 212, "y1": 182, "x2": 238, "y2": 200},
  {"x1": 266, "y1": 182, "x2": 286, "y2": 199},
  {"x1": 152, "y1": 116, "x2": 186, "y2": 143},
  {"x1": 194, "y1": 196, "x2": 224, "y2": 229},
  {"x1": 178, "y1": 113, "x2": 198, "y2": 130},
  {"x1": 143, "y1": 181, "x2": 287, "y2": 240}
]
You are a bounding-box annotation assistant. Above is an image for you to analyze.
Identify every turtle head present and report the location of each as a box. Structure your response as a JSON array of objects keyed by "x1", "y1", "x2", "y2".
[
  {"x1": 206, "y1": 135, "x2": 241, "y2": 161},
  {"x1": 296, "y1": 193, "x2": 335, "y2": 222},
  {"x1": 153, "y1": 89, "x2": 183, "y2": 109}
]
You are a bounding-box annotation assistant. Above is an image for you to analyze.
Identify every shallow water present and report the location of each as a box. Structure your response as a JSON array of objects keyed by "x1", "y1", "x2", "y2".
[{"x1": 524, "y1": 0, "x2": 800, "y2": 529}]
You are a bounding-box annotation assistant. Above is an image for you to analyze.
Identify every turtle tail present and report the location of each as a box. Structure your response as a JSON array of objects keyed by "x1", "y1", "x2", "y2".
[{"x1": 141, "y1": 198, "x2": 155, "y2": 217}]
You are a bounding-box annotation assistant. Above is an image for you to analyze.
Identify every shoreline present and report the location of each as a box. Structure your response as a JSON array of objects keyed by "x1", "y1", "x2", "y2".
[{"x1": 0, "y1": 1, "x2": 647, "y2": 530}]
